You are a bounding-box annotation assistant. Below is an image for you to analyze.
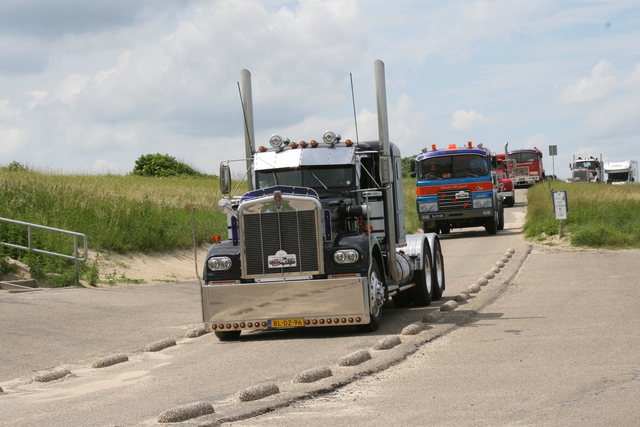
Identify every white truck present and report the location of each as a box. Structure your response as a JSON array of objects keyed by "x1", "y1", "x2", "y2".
[
  {"x1": 201, "y1": 60, "x2": 445, "y2": 340},
  {"x1": 605, "y1": 160, "x2": 638, "y2": 184},
  {"x1": 569, "y1": 155, "x2": 604, "y2": 183}
]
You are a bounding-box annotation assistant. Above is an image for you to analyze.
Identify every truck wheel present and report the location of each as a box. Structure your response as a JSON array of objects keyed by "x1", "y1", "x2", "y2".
[
  {"x1": 439, "y1": 224, "x2": 451, "y2": 234},
  {"x1": 485, "y1": 216, "x2": 498, "y2": 235},
  {"x1": 497, "y1": 205, "x2": 505, "y2": 231},
  {"x1": 422, "y1": 222, "x2": 437, "y2": 233},
  {"x1": 505, "y1": 195, "x2": 515, "y2": 207},
  {"x1": 214, "y1": 330, "x2": 241, "y2": 341},
  {"x1": 392, "y1": 290, "x2": 411, "y2": 308},
  {"x1": 357, "y1": 260, "x2": 384, "y2": 332},
  {"x1": 409, "y1": 240, "x2": 433, "y2": 307},
  {"x1": 431, "y1": 238, "x2": 445, "y2": 301}
]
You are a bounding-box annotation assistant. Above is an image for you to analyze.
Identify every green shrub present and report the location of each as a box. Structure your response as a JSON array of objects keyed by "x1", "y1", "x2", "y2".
[{"x1": 132, "y1": 153, "x2": 203, "y2": 177}]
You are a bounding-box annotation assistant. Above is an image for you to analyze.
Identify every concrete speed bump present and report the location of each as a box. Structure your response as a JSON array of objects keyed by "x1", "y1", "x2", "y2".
[
  {"x1": 491, "y1": 266, "x2": 501, "y2": 274},
  {"x1": 91, "y1": 354, "x2": 128, "y2": 369},
  {"x1": 477, "y1": 277, "x2": 489, "y2": 286},
  {"x1": 239, "y1": 383, "x2": 280, "y2": 402},
  {"x1": 339, "y1": 349, "x2": 371, "y2": 366},
  {"x1": 422, "y1": 311, "x2": 444, "y2": 323},
  {"x1": 374, "y1": 335, "x2": 402, "y2": 350},
  {"x1": 294, "y1": 367, "x2": 332, "y2": 383},
  {"x1": 454, "y1": 292, "x2": 470, "y2": 303},
  {"x1": 157, "y1": 401, "x2": 214, "y2": 423},
  {"x1": 500, "y1": 256, "x2": 510, "y2": 263},
  {"x1": 484, "y1": 271, "x2": 495, "y2": 279},
  {"x1": 33, "y1": 369, "x2": 71, "y2": 383},
  {"x1": 496, "y1": 261, "x2": 505, "y2": 268},
  {"x1": 144, "y1": 338, "x2": 176, "y2": 352},
  {"x1": 440, "y1": 300, "x2": 459, "y2": 312},
  {"x1": 467, "y1": 284, "x2": 481, "y2": 293},
  {"x1": 186, "y1": 327, "x2": 208, "y2": 338},
  {"x1": 402, "y1": 322, "x2": 426, "y2": 335}
]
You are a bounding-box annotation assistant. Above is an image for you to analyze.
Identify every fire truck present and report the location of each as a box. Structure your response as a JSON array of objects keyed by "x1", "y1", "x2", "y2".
[
  {"x1": 507, "y1": 147, "x2": 546, "y2": 187},
  {"x1": 201, "y1": 60, "x2": 445, "y2": 341},
  {"x1": 491, "y1": 144, "x2": 516, "y2": 207},
  {"x1": 569, "y1": 155, "x2": 604, "y2": 183},
  {"x1": 413, "y1": 142, "x2": 504, "y2": 235}
]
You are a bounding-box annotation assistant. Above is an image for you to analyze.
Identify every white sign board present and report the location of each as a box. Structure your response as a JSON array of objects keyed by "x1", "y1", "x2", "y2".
[{"x1": 552, "y1": 191, "x2": 568, "y2": 220}]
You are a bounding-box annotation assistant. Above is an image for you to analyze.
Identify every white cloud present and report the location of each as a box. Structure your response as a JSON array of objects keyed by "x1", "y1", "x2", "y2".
[
  {"x1": 450, "y1": 109, "x2": 488, "y2": 131},
  {"x1": 559, "y1": 60, "x2": 617, "y2": 103}
]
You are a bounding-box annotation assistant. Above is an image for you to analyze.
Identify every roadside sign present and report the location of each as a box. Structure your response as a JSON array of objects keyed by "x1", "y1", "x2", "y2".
[
  {"x1": 549, "y1": 145, "x2": 557, "y2": 156},
  {"x1": 552, "y1": 191, "x2": 568, "y2": 220}
]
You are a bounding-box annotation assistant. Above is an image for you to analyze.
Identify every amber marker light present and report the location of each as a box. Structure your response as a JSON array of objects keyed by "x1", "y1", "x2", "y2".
[
  {"x1": 349, "y1": 318, "x2": 354, "y2": 323},
  {"x1": 310, "y1": 140, "x2": 318, "y2": 147},
  {"x1": 300, "y1": 141, "x2": 307, "y2": 148},
  {"x1": 259, "y1": 146, "x2": 267, "y2": 152},
  {"x1": 355, "y1": 317, "x2": 362, "y2": 322},
  {"x1": 212, "y1": 325, "x2": 217, "y2": 330},
  {"x1": 213, "y1": 235, "x2": 221, "y2": 243},
  {"x1": 467, "y1": 141, "x2": 473, "y2": 148},
  {"x1": 431, "y1": 144, "x2": 437, "y2": 151},
  {"x1": 345, "y1": 139, "x2": 353, "y2": 146},
  {"x1": 319, "y1": 319, "x2": 325, "y2": 324},
  {"x1": 290, "y1": 142, "x2": 298, "y2": 149},
  {"x1": 312, "y1": 319, "x2": 318, "y2": 324}
]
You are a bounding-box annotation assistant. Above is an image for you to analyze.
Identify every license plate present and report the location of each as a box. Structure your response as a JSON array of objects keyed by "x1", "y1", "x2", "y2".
[
  {"x1": 270, "y1": 318, "x2": 305, "y2": 328},
  {"x1": 430, "y1": 214, "x2": 445, "y2": 219}
]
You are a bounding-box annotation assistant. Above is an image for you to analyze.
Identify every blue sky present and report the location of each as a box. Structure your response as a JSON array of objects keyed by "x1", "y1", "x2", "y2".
[{"x1": 1, "y1": 0, "x2": 638, "y2": 179}]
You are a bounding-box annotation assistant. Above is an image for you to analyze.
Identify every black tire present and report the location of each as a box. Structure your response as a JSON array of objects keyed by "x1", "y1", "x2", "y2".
[
  {"x1": 439, "y1": 223, "x2": 451, "y2": 234},
  {"x1": 431, "y1": 238, "x2": 445, "y2": 300},
  {"x1": 497, "y1": 204, "x2": 505, "y2": 231},
  {"x1": 409, "y1": 240, "x2": 433, "y2": 307},
  {"x1": 392, "y1": 290, "x2": 411, "y2": 308},
  {"x1": 214, "y1": 330, "x2": 241, "y2": 341},
  {"x1": 505, "y1": 195, "x2": 515, "y2": 207},
  {"x1": 485, "y1": 213, "x2": 498, "y2": 235},
  {"x1": 422, "y1": 222, "x2": 437, "y2": 233},
  {"x1": 357, "y1": 259, "x2": 384, "y2": 332}
]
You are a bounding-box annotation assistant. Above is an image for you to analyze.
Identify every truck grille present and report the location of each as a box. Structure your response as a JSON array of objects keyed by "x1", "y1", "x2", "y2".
[
  {"x1": 242, "y1": 210, "x2": 320, "y2": 277},
  {"x1": 438, "y1": 188, "x2": 472, "y2": 211}
]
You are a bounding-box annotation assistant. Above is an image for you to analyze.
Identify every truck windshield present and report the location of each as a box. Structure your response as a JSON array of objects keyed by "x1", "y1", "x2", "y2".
[
  {"x1": 256, "y1": 166, "x2": 354, "y2": 190},
  {"x1": 508, "y1": 152, "x2": 540, "y2": 163},
  {"x1": 419, "y1": 154, "x2": 488, "y2": 180}
]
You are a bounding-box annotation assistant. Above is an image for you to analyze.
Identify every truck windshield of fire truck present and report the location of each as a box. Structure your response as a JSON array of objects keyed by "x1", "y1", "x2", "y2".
[
  {"x1": 419, "y1": 154, "x2": 488, "y2": 180},
  {"x1": 508, "y1": 151, "x2": 540, "y2": 163},
  {"x1": 256, "y1": 165, "x2": 355, "y2": 191}
]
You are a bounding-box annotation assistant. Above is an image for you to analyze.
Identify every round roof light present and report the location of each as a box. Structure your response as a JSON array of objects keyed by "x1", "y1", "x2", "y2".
[
  {"x1": 323, "y1": 131, "x2": 340, "y2": 145},
  {"x1": 269, "y1": 134, "x2": 284, "y2": 148}
]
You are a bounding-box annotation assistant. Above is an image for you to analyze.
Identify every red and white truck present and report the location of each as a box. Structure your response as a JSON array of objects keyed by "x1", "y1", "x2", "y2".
[
  {"x1": 492, "y1": 143, "x2": 516, "y2": 207},
  {"x1": 507, "y1": 147, "x2": 545, "y2": 188}
]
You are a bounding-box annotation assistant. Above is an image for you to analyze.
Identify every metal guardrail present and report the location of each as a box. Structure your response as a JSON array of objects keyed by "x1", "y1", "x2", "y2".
[{"x1": 0, "y1": 217, "x2": 88, "y2": 283}]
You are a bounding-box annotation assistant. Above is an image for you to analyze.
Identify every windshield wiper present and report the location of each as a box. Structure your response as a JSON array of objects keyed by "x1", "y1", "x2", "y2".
[{"x1": 309, "y1": 171, "x2": 329, "y2": 191}]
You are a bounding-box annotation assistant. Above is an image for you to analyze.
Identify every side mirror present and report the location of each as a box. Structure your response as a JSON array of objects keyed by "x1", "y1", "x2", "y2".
[
  {"x1": 220, "y1": 163, "x2": 231, "y2": 195},
  {"x1": 410, "y1": 159, "x2": 416, "y2": 178}
]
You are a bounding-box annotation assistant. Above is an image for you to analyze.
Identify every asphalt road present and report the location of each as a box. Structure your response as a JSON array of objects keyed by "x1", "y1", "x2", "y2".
[{"x1": 4, "y1": 189, "x2": 635, "y2": 426}]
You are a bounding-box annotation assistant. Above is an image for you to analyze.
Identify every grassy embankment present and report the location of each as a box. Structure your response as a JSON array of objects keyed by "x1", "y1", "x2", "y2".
[
  {"x1": 524, "y1": 181, "x2": 640, "y2": 248},
  {"x1": 4, "y1": 171, "x2": 637, "y2": 286},
  {"x1": 0, "y1": 170, "x2": 228, "y2": 286}
]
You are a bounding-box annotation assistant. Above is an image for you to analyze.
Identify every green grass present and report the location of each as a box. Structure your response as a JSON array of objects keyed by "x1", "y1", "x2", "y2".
[
  {"x1": 524, "y1": 181, "x2": 640, "y2": 249},
  {"x1": 0, "y1": 170, "x2": 228, "y2": 286}
]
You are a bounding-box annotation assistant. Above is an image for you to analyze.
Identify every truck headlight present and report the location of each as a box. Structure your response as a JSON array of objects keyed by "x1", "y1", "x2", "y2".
[
  {"x1": 334, "y1": 249, "x2": 359, "y2": 264},
  {"x1": 207, "y1": 256, "x2": 232, "y2": 271},
  {"x1": 418, "y1": 202, "x2": 438, "y2": 212},
  {"x1": 473, "y1": 198, "x2": 492, "y2": 209}
]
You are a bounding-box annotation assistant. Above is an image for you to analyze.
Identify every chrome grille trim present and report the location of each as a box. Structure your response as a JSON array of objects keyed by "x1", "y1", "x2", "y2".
[
  {"x1": 437, "y1": 188, "x2": 472, "y2": 211},
  {"x1": 239, "y1": 195, "x2": 324, "y2": 279}
]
